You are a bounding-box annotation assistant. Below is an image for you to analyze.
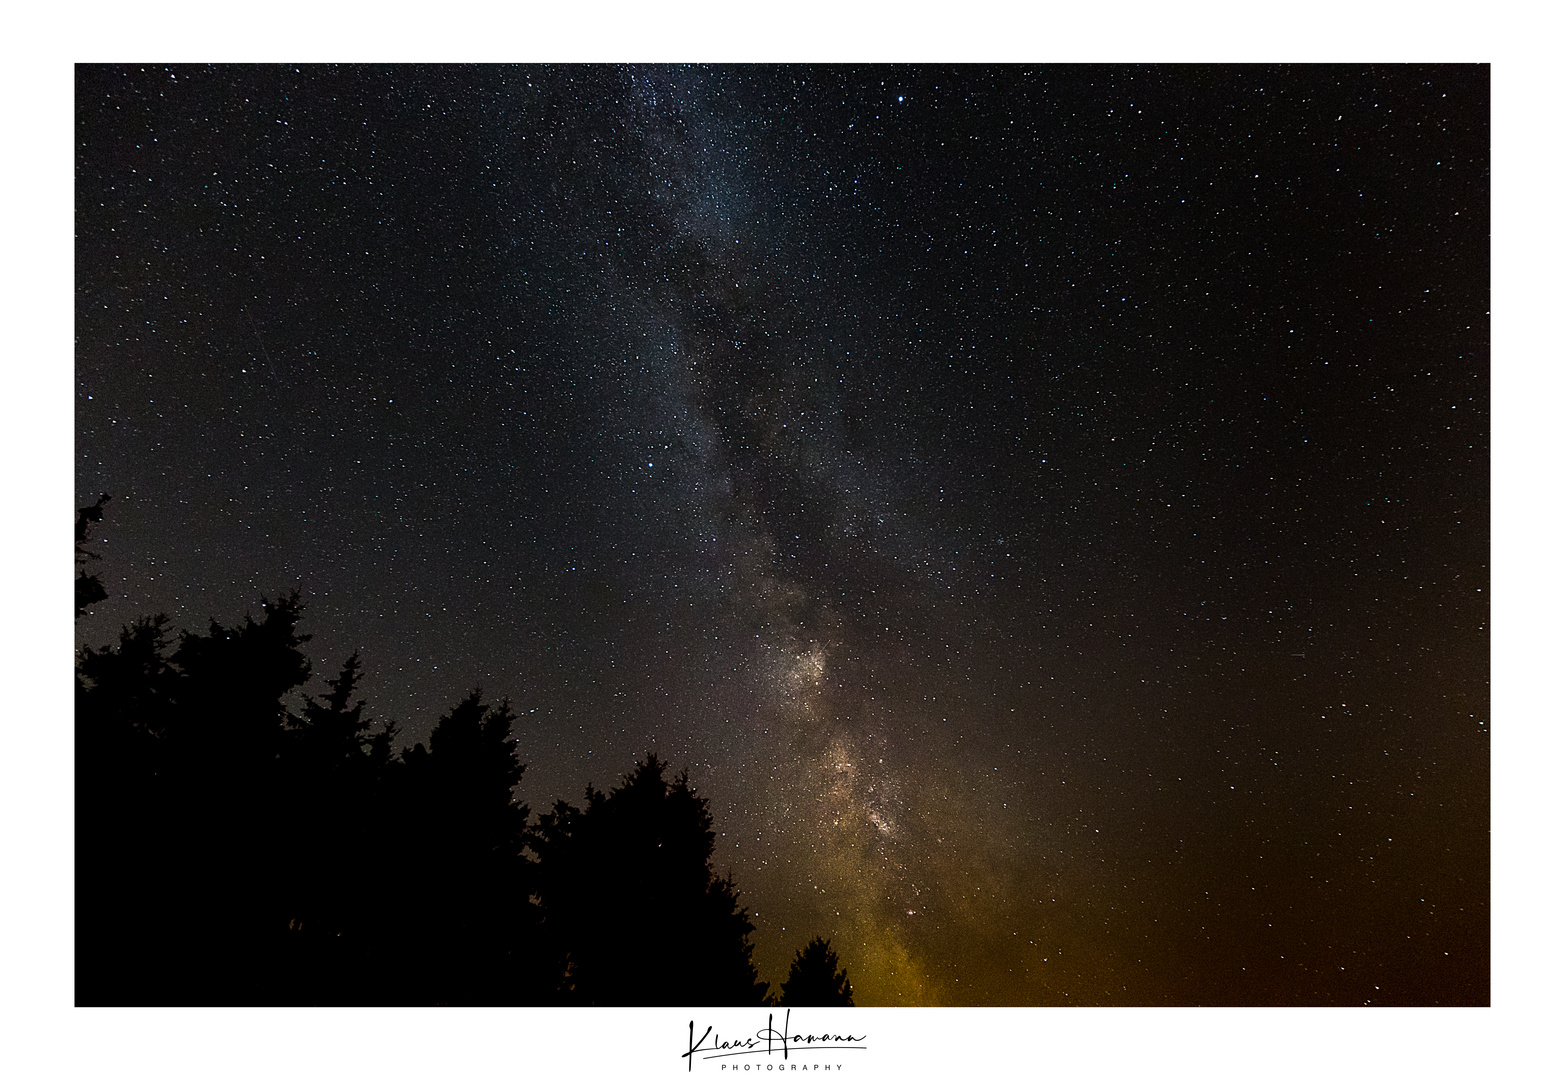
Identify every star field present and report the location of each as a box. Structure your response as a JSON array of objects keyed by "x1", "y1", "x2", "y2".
[{"x1": 76, "y1": 64, "x2": 1488, "y2": 1004}]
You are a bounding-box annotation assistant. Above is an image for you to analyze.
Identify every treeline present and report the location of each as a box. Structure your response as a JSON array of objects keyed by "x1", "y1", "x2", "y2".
[{"x1": 75, "y1": 501, "x2": 852, "y2": 1006}]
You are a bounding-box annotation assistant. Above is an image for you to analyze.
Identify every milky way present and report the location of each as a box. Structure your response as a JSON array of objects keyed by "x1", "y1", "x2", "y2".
[{"x1": 76, "y1": 65, "x2": 1489, "y2": 1004}]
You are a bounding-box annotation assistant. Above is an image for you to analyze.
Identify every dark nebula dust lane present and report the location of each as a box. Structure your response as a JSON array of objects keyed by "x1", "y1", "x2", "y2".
[{"x1": 76, "y1": 64, "x2": 1488, "y2": 1004}]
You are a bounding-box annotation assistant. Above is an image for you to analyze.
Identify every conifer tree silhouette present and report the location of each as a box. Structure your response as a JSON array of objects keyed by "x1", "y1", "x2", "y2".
[
  {"x1": 779, "y1": 936, "x2": 855, "y2": 1006},
  {"x1": 74, "y1": 494, "x2": 110, "y2": 619},
  {"x1": 391, "y1": 690, "x2": 548, "y2": 1003},
  {"x1": 290, "y1": 652, "x2": 374, "y2": 763},
  {"x1": 76, "y1": 514, "x2": 777, "y2": 1005},
  {"x1": 532, "y1": 754, "x2": 769, "y2": 1005},
  {"x1": 76, "y1": 613, "x2": 179, "y2": 1002},
  {"x1": 78, "y1": 592, "x2": 319, "y2": 1001},
  {"x1": 269, "y1": 652, "x2": 402, "y2": 1001}
]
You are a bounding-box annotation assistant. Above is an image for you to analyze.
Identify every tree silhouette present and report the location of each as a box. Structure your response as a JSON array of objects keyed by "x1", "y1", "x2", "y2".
[
  {"x1": 289, "y1": 651, "x2": 375, "y2": 763},
  {"x1": 77, "y1": 593, "x2": 322, "y2": 1001},
  {"x1": 76, "y1": 613, "x2": 179, "y2": 1001},
  {"x1": 267, "y1": 652, "x2": 403, "y2": 1001},
  {"x1": 389, "y1": 690, "x2": 550, "y2": 1004},
  {"x1": 76, "y1": 525, "x2": 796, "y2": 1004},
  {"x1": 532, "y1": 754, "x2": 769, "y2": 1005},
  {"x1": 779, "y1": 936, "x2": 855, "y2": 1006},
  {"x1": 74, "y1": 493, "x2": 110, "y2": 618}
]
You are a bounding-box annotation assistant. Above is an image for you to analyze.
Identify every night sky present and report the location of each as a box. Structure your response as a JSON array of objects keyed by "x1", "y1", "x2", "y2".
[{"x1": 75, "y1": 64, "x2": 1488, "y2": 1006}]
